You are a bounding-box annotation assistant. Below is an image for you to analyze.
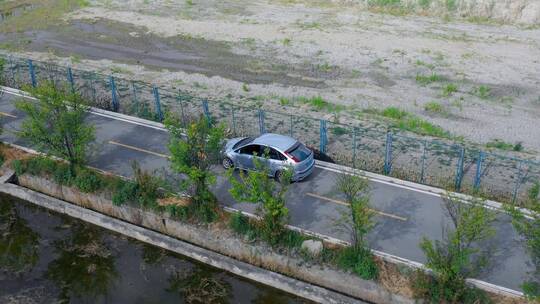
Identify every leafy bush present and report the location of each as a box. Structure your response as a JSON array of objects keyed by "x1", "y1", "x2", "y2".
[
  {"x1": 73, "y1": 170, "x2": 103, "y2": 193},
  {"x1": 412, "y1": 270, "x2": 490, "y2": 304},
  {"x1": 337, "y1": 246, "x2": 378, "y2": 280},
  {"x1": 112, "y1": 180, "x2": 138, "y2": 206}
]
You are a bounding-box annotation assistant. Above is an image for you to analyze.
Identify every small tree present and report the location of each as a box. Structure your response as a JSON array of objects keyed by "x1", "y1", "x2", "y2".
[
  {"x1": 227, "y1": 153, "x2": 292, "y2": 246},
  {"x1": 335, "y1": 173, "x2": 374, "y2": 248},
  {"x1": 335, "y1": 173, "x2": 378, "y2": 280},
  {"x1": 417, "y1": 193, "x2": 497, "y2": 303},
  {"x1": 165, "y1": 114, "x2": 225, "y2": 222},
  {"x1": 15, "y1": 81, "x2": 95, "y2": 174},
  {"x1": 507, "y1": 181, "x2": 540, "y2": 300}
]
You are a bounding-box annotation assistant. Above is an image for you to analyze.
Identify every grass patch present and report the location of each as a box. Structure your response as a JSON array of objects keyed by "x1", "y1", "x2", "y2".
[
  {"x1": 336, "y1": 246, "x2": 378, "y2": 280},
  {"x1": 486, "y1": 139, "x2": 523, "y2": 152},
  {"x1": 298, "y1": 96, "x2": 343, "y2": 112},
  {"x1": 424, "y1": 101, "x2": 447, "y2": 115},
  {"x1": 365, "y1": 107, "x2": 450, "y2": 138},
  {"x1": 472, "y1": 85, "x2": 491, "y2": 99},
  {"x1": 441, "y1": 83, "x2": 458, "y2": 97},
  {"x1": 416, "y1": 73, "x2": 443, "y2": 86}
]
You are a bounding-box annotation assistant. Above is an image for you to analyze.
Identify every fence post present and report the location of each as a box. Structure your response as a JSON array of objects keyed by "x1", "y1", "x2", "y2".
[
  {"x1": 258, "y1": 109, "x2": 265, "y2": 134},
  {"x1": 319, "y1": 119, "x2": 327, "y2": 154},
  {"x1": 454, "y1": 146, "x2": 465, "y2": 191},
  {"x1": 109, "y1": 76, "x2": 119, "y2": 112},
  {"x1": 131, "y1": 81, "x2": 138, "y2": 104},
  {"x1": 352, "y1": 127, "x2": 358, "y2": 169},
  {"x1": 512, "y1": 161, "x2": 524, "y2": 203},
  {"x1": 384, "y1": 132, "x2": 393, "y2": 175},
  {"x1": 231, "y1": 104, "x2": 236, "y2": 136},
  {"x1": 67, "y1": 67, "x2": 75, "y2": 93},
  {"x1": 289, "y1": 115, "x2": 294, "y2": 137},
  {"x1": 176, "y1": 92, "x2": 186, "y2": 126},
  {"x1": 8, "y1": 56, "x2": 16, "y2": 86},
  {"x1": 473, "y1": 151, "x2": 485, "y2": 190},
  {"x1": 420, "y1": 140, "x2": 427, "y2": 183},
  {"x1": 202, "y1": 99, "x2": 211, "y2": 124},
  {"x1": 27, "y1": 59, "x2": 36, "y2": 88},
  {"x1": 152, "y1": 86, "x2": 164, "y2": 122}
]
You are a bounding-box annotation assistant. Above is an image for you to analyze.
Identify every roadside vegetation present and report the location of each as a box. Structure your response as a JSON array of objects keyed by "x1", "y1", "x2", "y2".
[
  {"x1": 164, "y1": 114, "x2": 225, "y2": 222},
  {"x1": 2, "y1": 83, "x2": 528, "y2": 303},
  {"x1": 413, "y1": 193, "x2": 497, "y2": 303},
  {"x1": 334, "y1": 173, "x2": 378, "y2": 280},
  {"x1": 506, "y1": 182, "x2": 540, "y2": 300}
]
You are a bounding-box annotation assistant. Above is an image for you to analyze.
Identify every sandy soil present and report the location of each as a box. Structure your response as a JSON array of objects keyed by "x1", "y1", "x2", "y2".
[{"x1": 1, "y1": 0, "x2": 540, "y2": 154}]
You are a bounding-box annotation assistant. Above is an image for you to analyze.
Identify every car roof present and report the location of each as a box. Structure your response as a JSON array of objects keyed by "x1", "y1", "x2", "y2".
[{"x1": 252, "y1": 133, "x2": 297, "y2": 152}]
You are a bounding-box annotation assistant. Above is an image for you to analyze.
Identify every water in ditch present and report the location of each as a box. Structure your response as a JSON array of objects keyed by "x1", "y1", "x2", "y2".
[{"x1": 0, "y1": 194, "x2": 310, "y2": 303}]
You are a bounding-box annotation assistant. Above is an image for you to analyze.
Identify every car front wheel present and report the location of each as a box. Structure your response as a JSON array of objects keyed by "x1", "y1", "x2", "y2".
[{"x1": 222, "y1": 157, "x2": 234, "y2": 169}]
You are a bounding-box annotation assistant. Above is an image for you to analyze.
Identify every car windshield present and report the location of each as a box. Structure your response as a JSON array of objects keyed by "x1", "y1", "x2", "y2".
[
  {"x1": 287, "y1": 143, "x2": 311, "y2": 161},
  {"x1": 233, "y1": 137, "x2": 254, "y2": 149}
]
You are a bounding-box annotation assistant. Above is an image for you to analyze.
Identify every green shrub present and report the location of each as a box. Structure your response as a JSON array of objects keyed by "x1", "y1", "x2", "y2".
[
  {"x1": 132, "y1": 162, "x2": 162, "y2": 208},
  {"x1": 73, "y1": 170, "x2": 103, "y2": 193},
  {"x1": 337, "y1": 246, "x2": 378, "y2": 280},
  {"x1": 485, "y1": 139, "x2": 523, "y2": 152},
  {"x1": 112, "y1": 180, "x2": 138, "y2": 206},
  {"x1": 523, "y1": 281, "x2": 540, "y2": 301},
  {"x1": 279, "y1": 230, "x2": 306, "y2": 249}
]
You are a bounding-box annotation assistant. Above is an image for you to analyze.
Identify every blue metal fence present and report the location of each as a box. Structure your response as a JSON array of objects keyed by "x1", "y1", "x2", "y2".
[{"x1": 0, "y1": 54, "x2": 539, "y2": 205}]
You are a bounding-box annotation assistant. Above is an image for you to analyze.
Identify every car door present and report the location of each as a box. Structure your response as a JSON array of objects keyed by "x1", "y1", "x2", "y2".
[
  {"x1": 235, "y1": 144, "x2": 261, "y2": 170},
  {"x1": 266, "y1": 146, "x2": 286, "y2": 175}
]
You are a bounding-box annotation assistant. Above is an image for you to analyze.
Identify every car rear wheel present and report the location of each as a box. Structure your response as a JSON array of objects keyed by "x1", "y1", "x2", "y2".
[{"x1": 222, "y1": 157, "x2": 234, "y2": 169}]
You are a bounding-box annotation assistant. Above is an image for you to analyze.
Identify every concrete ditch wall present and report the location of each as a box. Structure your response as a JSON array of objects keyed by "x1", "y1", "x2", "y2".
[{"x1": 5, "y1": 172, "x2": 418, "y2": 304}]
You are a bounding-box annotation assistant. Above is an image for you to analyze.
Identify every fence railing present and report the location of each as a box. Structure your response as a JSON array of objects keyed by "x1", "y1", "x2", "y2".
[{"x1": 1, "y1": 54, "x2": 539, "y2": 206}]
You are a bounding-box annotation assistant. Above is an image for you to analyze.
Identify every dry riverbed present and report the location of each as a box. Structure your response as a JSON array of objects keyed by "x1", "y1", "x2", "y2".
[{"x1": 0, "y1": 0, "x2": 539, "y2": 155}]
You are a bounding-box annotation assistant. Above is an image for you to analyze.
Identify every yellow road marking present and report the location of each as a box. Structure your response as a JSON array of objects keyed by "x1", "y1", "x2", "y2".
[
  {"x1": 108, "y1": 140, "x2": 171, "y2": 159},
  {"x1": 305, "y1": 192, "x2": 408, "y2": 221},
  {"x1": 0, "y1": 111, "x2": 17, "y2": 118}
]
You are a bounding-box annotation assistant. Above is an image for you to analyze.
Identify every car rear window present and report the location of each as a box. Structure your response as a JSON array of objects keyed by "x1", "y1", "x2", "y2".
[
  {"x1": 233, "y1": 137, "x2": 254, "y2": 149},
  {"x1": 287, "y1": 143, "x2": 311, "y2": 161}
]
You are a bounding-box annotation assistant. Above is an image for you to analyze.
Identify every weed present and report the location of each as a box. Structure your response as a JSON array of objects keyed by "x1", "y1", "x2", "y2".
[
  {"x1": 442, "y1": 83, "x2": 458, "y2": 97},
  {"x1": 331, "y1": 126, "x2": 350, "y2": 136},
  {"x1": 73, "y1": 170, "x2": 103, "y2": 193},
  {"x1": 298, "y1": 96, "x2": 343, "y2": 112},
  {"x1": 279, "y1": 97, "x2": 291, "y2": 106},
  {"x1": 242, "y1": 83, "x2": 250, "y2": 92},
  {"x1": 419, "y1": 0, "x2": 431, "y2": 9},
  {"x1": 336, "y1": 246, "x2": 378, "y2": 280},
  {"x1": 424, "y1": 101, "x2": 447, "y2": 115},
  {"x1": 282, "y1": 38, "x2": 291, "y2": 46},
  {"x1": 415, "y1": 60, "x2": 435, "y2": 70},
  {"x1": 381, "y1": 107, "x2": 408, "y2": 119},
  {"x1": 445, "y1": 0, "x2": 457, "y2": 11},
  {"x1": 416, "y1": 73, "x2": 443, "y2": 85},
  {"x1": 485, "y1": 139, "x2": 523, "y2": 152},
  {"x1": 473, "y1": 85, "x2": 491, "y2": 99},
  {"x1": 185, "y1": 0, "x2": 193, "y2": 5}
]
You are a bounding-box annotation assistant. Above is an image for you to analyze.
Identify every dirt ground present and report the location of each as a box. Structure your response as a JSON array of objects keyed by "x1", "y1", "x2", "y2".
[{"x1": 0, "y1": 0, "x2": 539, "y2": 156}]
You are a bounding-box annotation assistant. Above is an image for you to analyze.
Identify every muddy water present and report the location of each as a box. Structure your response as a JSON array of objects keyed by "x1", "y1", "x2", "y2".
[
  {"x1": 0, "y1": 194, "x2": 309, "y2": 303},
  {"x1": 0, "y1": 18, "x2": 333, "y2": 87}
]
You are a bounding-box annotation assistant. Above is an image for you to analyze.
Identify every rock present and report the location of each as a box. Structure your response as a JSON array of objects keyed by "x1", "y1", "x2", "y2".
[{"x1": 301, "y1": 240, "x2": 324, "y2": 257}]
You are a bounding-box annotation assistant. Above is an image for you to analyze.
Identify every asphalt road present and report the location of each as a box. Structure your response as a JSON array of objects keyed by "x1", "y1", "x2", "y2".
[{"x1": 0, "y1": 90, "x2": 532, "y2": 292}]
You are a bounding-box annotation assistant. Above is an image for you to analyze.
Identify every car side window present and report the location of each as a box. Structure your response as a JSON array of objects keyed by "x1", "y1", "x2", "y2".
[
  {"x1": 269, "y1": 148, "x2": 285, "y2": 161},
  {"x1": 239, "y1": 144, "x2": 260, "y2": 156}
]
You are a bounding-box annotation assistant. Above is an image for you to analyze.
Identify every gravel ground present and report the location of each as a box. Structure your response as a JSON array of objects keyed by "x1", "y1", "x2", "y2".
[{"x1": 1, "y1": 0, "x2": 540, "y2": 154}]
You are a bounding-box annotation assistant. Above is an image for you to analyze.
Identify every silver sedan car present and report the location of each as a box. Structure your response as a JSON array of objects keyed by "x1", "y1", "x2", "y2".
[{"x1": 222, "y1": 133, "x2": 315, "y2": 182}]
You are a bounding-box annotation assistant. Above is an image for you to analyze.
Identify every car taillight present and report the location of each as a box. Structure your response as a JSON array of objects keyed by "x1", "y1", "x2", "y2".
[{"x1": 285, "y1": 152, "x2": 300, "y2": 163}]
